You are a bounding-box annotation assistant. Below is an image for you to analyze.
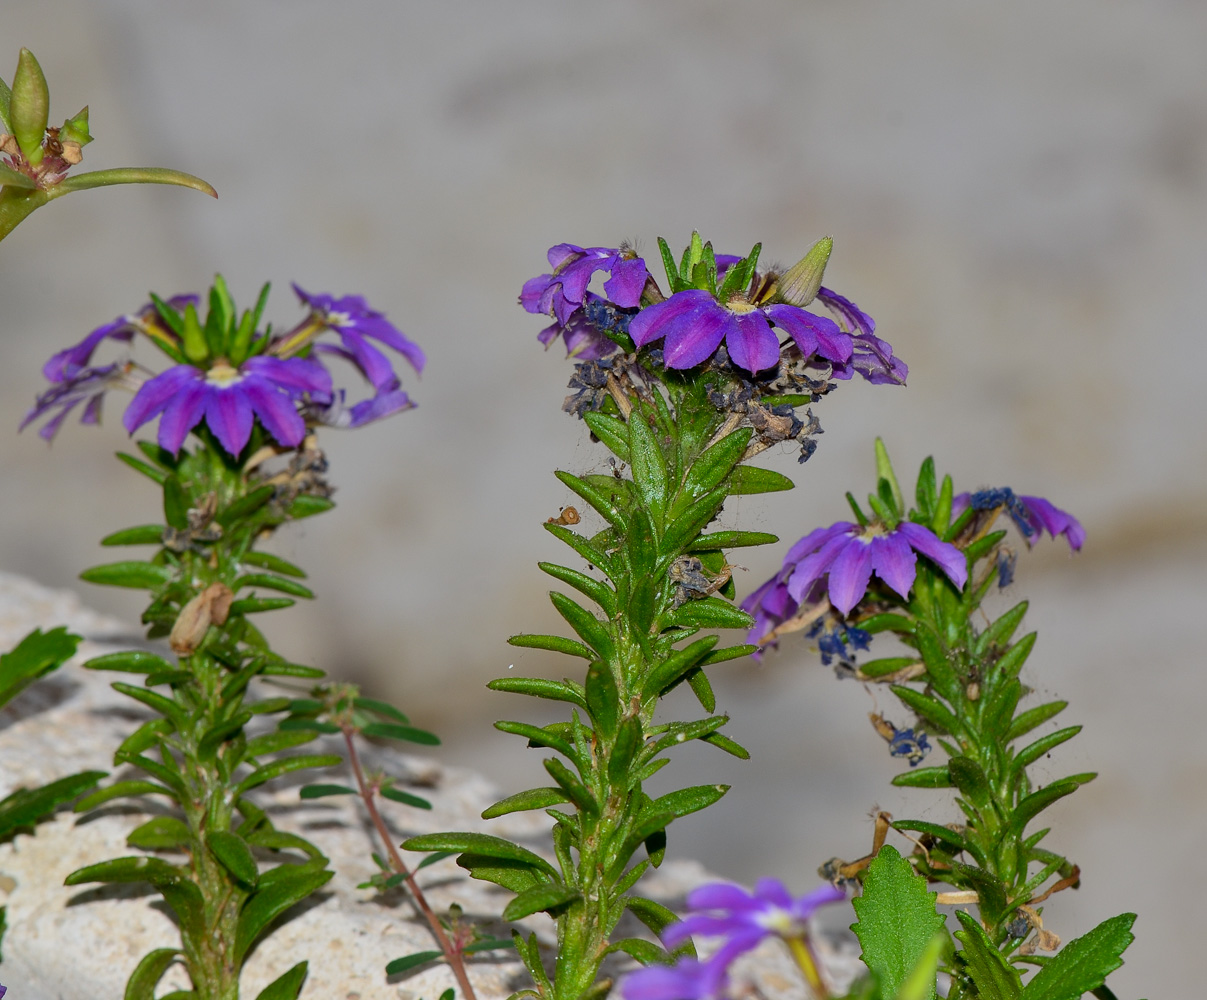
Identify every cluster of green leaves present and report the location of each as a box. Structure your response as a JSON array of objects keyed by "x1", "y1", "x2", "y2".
[
  {"x1": 839, "y1": 447, "x2": 1135, "y2": 997},
  {"x1": 405, "y1": 372, "x2": 798, "y2": 1000},
  {"x1": 847, "y1": 847, "x2": 1137, "y2": 1000},
  {"x1": 65, "y1": 439, "x2": 346, "y2": 1000},
  {"x1": 0, "y1": 48, "x2": 215, "y2": 242},
  {"x1": 144, "y1": 279, "x2": 279, "y2": 371}
]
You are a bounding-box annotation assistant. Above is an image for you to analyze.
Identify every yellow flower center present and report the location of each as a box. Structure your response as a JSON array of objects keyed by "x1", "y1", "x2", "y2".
[
  {"x1": 205, "y1": 361, "x2": 244, "y2": 388},
  {"x1": 725, "y1": 297, "x2": 759, "y2": 315}
]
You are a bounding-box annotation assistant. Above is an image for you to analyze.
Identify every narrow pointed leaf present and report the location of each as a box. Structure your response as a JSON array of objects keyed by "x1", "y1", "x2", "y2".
[
  {"x1": 1021, "y1": 913, "x2": 1135, "y2": 1000},
  {"x1": 51, "y1": 167, "x2": 217, "y2": 198},
  {"x1": 254, "y1": 961, "x2": 309, "y2": 1000},
  {"x1": 503, "y1": 882, "x2": 580, "y2": 921}
]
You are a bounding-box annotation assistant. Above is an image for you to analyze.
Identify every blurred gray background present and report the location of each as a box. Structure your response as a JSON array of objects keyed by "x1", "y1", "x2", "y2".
[{"x1": 2, "y1": 2, "x2": 1203, "y2": 995}]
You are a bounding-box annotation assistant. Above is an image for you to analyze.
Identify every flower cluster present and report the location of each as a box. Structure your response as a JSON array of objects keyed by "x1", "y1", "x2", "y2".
[
  {"x1": 622, "y1": 879, "x2": 845, "y2": 1000},
  {"x1": 520, "y1": 233, "x2": 905, "y2": 384},
  {"x1": 22, "y1": 279, "x2": 423, "y2": 456}
]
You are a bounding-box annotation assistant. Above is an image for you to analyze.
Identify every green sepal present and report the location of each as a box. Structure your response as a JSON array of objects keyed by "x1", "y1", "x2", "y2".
[
  {"x1": 126, "y1": 816, "x2": 192, "y2": 851},
  {"x1": 934, "y1": 473, "x2": 955, "y2": 536},
  {"x1": 538, "y1": 562, "x2": 616, "y2": 616},
  {"x1": 483, "y1": 787, "x2": 570, "y2": 819},
  {"x1": 874, "y1": 438, "x2": 905, "y2": 516},
  {"x1": 254, "y1": 961, "x2": 309, "y2": 1000},
  {"x1": 851, "y1": 846, "x2": 945, "y2": 1000},
  {"x1": 74, "y1": 779, "x2": 175, "y2": 812},
  {"x1": 361, "y1": 721, "x2": 439, "y2": 745},
  {"x1": 725, "y1": 465, "x2": 794, "y2": 494},
  {"x1": 953, "y1": 909, "x2": 1022, "y2": 1000},
  {"x1": 915, "y1": 456, "x2": 938, "y2": 516},
  {"x1": 717, "y1": 243, "x2": 761, "y2": 299},
  {"x1": 235, "y1": 754, "x2": 341, "y2": 795},
  {"x1": 656, "y1": 237, "x2": 684, "y2": 292},
  {"x1": 1006, "y1": 700, "x2": 1068, "y2": 742},
  {"x1": 503, "y1": 882, "x2": 580, "y2": 921},
  {"x1": 583, "y1": 412, "x2": 631, "y2": 462},
  {"x1": 207, "y1": 830, "x2": 259, "y2": 888},
  {"x1": 101, "y1": 524, "x2": 167, "y2": 546},
  {"x1": 235, "y1": 866, "x2": 333, "y2": 963},
  {"x1": 489, "y1": 675, "x2": 588, "y2": 709},
  {"x1": 80, "y1": 560, "x2": 173, "y2": 589},
  {"x1": 0, "y1": 73, "x2": 11, "y2": 134},
  {"x1": 116, "y1": 451, "x2": 169, "y2": 484},
  {"x1": 1020, "y1": 912, "x2": 1135, "y2": 1000},
  {"x1": 891, "y1": 766, "x2": 952, "y2": 789},
  {"x1": 124, "y1": 948, "x2": 184, "y2": 1000},
  {"x1": 11, "y1": 49, "x2": 49, "y2": 162},
  {"x1": 403, "y1": 832, "x2": 559, "y2": 879},
  {"x1": 0, "y1": 626, "x2": 80, "y2": 708},
  {"x1": 0, "y1": 770, "x2": 105, "y2": 838}
]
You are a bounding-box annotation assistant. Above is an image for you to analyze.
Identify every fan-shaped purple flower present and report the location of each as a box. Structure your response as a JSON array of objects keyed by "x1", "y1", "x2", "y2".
[
  {"x1": 952, "y1": 489, "x2": 1084, "y2": 551},
  {"x1": 123, "y1": 356, "x2": 332, "y2": 456},
  {"x1": 816, "y1": 288, "x2": 907, "y2": 385},
  {"x1": 521, "y1": 244, "x2": 647, "y2": 326}
]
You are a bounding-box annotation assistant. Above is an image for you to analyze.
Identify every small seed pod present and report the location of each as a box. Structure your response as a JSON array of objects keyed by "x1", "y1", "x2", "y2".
[{"x1": 546, "y1": 506, "x2": 580, "y2": 525}]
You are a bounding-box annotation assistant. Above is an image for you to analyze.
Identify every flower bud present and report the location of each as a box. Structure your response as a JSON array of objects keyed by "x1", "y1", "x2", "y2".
[
  {"x1": 10, "y1": 49, "x2": 49, "y2": 165},
  {"x1": 776, "y1": 235, "x2": 833, "y2": 307},
  {"x1": 60, "y1": 106, "x2": 91, "y2": 147}
]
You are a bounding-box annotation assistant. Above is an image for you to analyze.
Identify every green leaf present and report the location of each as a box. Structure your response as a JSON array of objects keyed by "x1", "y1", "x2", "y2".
[
  {"x1": 258, "y1": 660, "x2": 323, "y2": 677},
  {"x1": 1021, "y1": 913, "x2": 1135, "y2": 1000},
  {"x1": 74, "y1": 779, "x2": 175, "y2": 812},
  {"x1": 503, "y1": 882, "x2": 580, "y2": 921},
  {"x1": 0, "y1": 770, "x2": 104, "y2": 838},
  {"x1": 997, "y1": 632, "x2": 1037, "y2": 681},
  {"x1": 605, "y1": 937, "x2": 668, "y2": 965},
  {"x1": 725, "y1": 465, "x2": 794, "y2": 494},
  {"x1": 912, "y1": 623, "x2": 960, "y2": 703},
  {"x1": 1008, "y1": 779, "x2": 1083, "y2": 839},
  {"x1": 80, "y1": 560, "x2": 173, "y2": 589},
  {"x1": 538, "y1": 562, "x2": 616, "y2": 616},
  {"x1": 698, "y1": 643, "x2": 757, "y2": 666},
  {"x1": 111, "y1": 682, "x2": 190, "y2": 731},
  {"x1": 857, "y1": 656, "x2": 921, "y2": 680},
  {"x1": 380, "y1": 787, "x2": 432, "y2": 810},
  {"x1": 948, "y1": 756, "x2": 992, "y2": 809},
  {"x1": 625, "y1": 897, "x2": 696, "y2": 959},
  {"x1": 687, "y1": 666, "x2": 716, "y2": 712},
  {"x1": 583, "y1": 412, "x2": 631, "y2": 461},
  {"x1": 550, "y1": 592, "x2": 613, "y2": 658},
  {"x1": 116, "y1": 718, "x2": 174, "y2": 757},
  {"x1": 241, "y1": 551, "x2": 307, "y2": 578},
  {"x1": 555, "y1": 470, "x2": 628, "y2": 531},
  {"x1": 851, "y1": 846, "x2": 945, "y2": 1000},
  {"x1": 351, "y1": 696, "x2": 408, "y2": 723},
  {"x1": 299, "y1": 784, "x2": 357, "y2": 799},
  {"x1": 124, "y1": 947, "x2": 183, "y2": 1000},
  {"x1": 218, "y1": 485, "x2": 276, "y2": 526},
  {"x1": 66, "y1": 856, "x2": 204, "y2": 929},
  {"x1": 236, "y1": 754, "x2": 341, "y2": 795},
  {"x1": 244, "y1": 729, "x2": 318, "y2": 757},
  {"x1": 101, "y1": 524, "x2": 166, "y2": 546},
  {"x1": 162, "y1": 475, "x2": 190, "y2": 530},
  {"x1": 1012, "y1": 726, "x2": 1081, "y2": 776},
  {"x1": 891, "y1": 766, "x2": 952, "y2": 789},
  {"x1": 687, "y1": 529, "x2": 777, "y2": 552},
  {"x1": 207, "y1": 830, "x2": 259, "y2": 888},
  {"x1": 699, "y1": 730, "x2": 749, "y2": 759},
  {"x1": 89, "y1": 649, "x2": 172, "y2": 674},
  {"x1": 1006, "y1": 701, "x2": 1068, "y2": 743},
  {"x1": 544, "y1": 757, "x2": 597, "y2": 816},
  {"x1": 126, "y1": 816, "x2": 192, "y2": 851},
  {"x1": 51, "y1": 167, "x2": 217, "y2": 198},
  {"x1": 0, "y1": 163, "x2": 36, "y2": 189},
  {"x1": 488, "y1": 675, "x2": 588, "y2": 709},
  {"x1": 643, "y1": 636, "x2": 719, "y2": 700},
  {"x1": 254, "y1": 961, "x2": 309, "y2": 1000},
  {"x1": 458, "y1": 853, "x2": 546, "y2": 893},
  {"x1": 361, "y1": 722, "x2": 440, "y2": 746},
  {"x1": 658, "y1": 486, "x2": 727, "y2": 558},
  {"x1": 384, "y1": 950, "x2": 443, "y2": 975},
  {"x1": 507, "y1": 633, "x2": 595, "y2": 660},
  {"x1": 287, "y1": 494, "x2": 335, "y2": 520},
  {"x1": 586, "y1": 661, "x2": 620, "y2": 739},
  {"x1": 949, "y1": 862, "x2": 1009, "y2": 926},
  {"x1": 235, "y1": 866, "x2": 333, "y2": 962},
  {"x1": 116, "y1": 451, "x2": 169, "y2": 484},
  {"x1": 665, "y1": 596, "x2": 754, "y2": 631},
  {"x1": 234, "y1": 573, "x2": 315, "y2": 599},
  {"x1": 954, "y1": 909, "x2": 1022, "y2": 1000},
  {"x1": 544, "y1": 522, "x2": 619, "y2": 582},
  {"x1": 649, "y1": 783, "x2": 728, "y2": 820},
  {"x1": 890, "y1": 820, "x2": 972, "y2": 857},
  {"x1": 0, "y1": 626, "x2": 81, "y2": 708},
  {"x1": 229, "y1": 597, "x2": 295, "y2": 616},
  {"x1": 494, "y1": 720, "x2": 575, "y2": 758},
  {"x1": 401, "y1": 832, "x2": 558, "y2": 879},
  {"x1": 682, "y1": 428, "x2": 753, "y2": 501},
  {"x1": 608, "y1": 715, "x2": 645, "y2": 786},
  {"x1": 891, "y1": 685, "x2": 961, "y2": 736}
]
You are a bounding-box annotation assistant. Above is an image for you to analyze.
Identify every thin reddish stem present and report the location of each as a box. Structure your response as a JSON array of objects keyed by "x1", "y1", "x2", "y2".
[{"x1": 342, "y1": 727, "x2": 479, "y2": 1000}]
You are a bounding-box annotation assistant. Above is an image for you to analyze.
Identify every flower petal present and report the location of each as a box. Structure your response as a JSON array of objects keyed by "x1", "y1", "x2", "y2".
[
  {"x1": 827, "y1": 536, "x2": 875, "y2": 615},
  {"x1": 662, "y1": 301, "x2": 730, "y2": 369},
  {"x1": 156, "y1": 378, "x2": 208, "y2": 453},
  {"x1": 896, "y1": 521, "x2": 968, "y2": 589},
  {"x1": 1019, "y1": 495, "x2": 1085, "y2": 551},
  {"x1": 242, "y1": 376, "x2": 305, "y2": 448},
  {"x1": 603, "y1": 256, "x2": 648, "y2": 308},
  {"x1": 786, "y1": 530, "x2": 854, "y2": 603},
  {"x1": 205, "y1": 383, "x2": 255, "y2": 456},
  {"x1": 783, "y1": 522, "x2": 857, "y2": 566},
  {"x1": 123, "y1": 366, "x2": 198, "y2": 436},
  {"x1": 870, "y1": 531, "x2": 918, "y2": 599},
  {"x1": 628, "y1": 289, "x2": 714, "y2": 349},
  {"x1": 724, "y1": 311, "x2": 780, "y2": 373},
  {"x1": 764, "y1": 305, "x2": 851, "y2": 363}
]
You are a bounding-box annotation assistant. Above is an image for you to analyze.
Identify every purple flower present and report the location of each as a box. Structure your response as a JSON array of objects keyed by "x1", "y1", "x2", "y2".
[
  {"x1": 521, "y1": 244, "x2": 648, "y2": 326},
  {"x1": 744, "y1": 519, "x2": 968, "y2": 635},
  {"x1": 292, "y1": 285, "x2": 425, "y2": 389},
  {"x1": 621, "y1": 957, "x2": 729, "y2": 1000},
  {"x1": 21, "y1": 362, "x2": 138, "y2": 441},
  {"x1": 123, "y1": 356, "x2": 332, "y2": 456},
  {"x1": 42, "y1": 295, "x2": 199, "y2": 383},
  {"x1": 306, "y1": 383, "x2": 414, "y2": 429},
  {"x1": 629, "y1": 288, "x2": 852, "y2": 375},
  {"x1": 953, "y1": 489, "x2": 1084, "y2": 551},
  {"x1": 816, "y1": 288, "x2": 907, "y2": 385}
]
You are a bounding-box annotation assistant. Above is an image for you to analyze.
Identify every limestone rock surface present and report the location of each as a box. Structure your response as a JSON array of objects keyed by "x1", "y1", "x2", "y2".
[{"x1": 0, "y1": 573, "x2": 862, "y2": 999}]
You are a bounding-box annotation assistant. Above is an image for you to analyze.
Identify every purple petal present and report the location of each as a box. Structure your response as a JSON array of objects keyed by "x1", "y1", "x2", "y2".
[
  {"x1": 621, "y1": 958, "x2": 726, "y2": 1000},
  {"x1": 896, "y1": 521, "x2": 968, "y2": 589},
  {"x1": 1019, "y1": 496, "x2": 1085, "y2": 551},
  {"x1": 869, "y1": 532, "x2": 918, "y2": 599},
  {"x1": 355, "y1": 312, "x2": 426, "y2": 374},
  {"x1": 686, "y1": 882, "x2": 759, "y2": 912},
  {"x1": 556, "y1": 254, "x2": 608, "y2": 304},
  {"x1": 662, "y1": 301, "x2": 730, "y2": 370},
  {"x1": 790, "y1": 883, "x2": 847, "y2": 919},
  {"x1": 628, "y1": 290, "x2": 715, "y2": 349},
  {"x1": 764, "y1": 305, "x2": 851, "y2": 363},
  {"x1": 336, "y1": 332, "x2": 398, "y2": 390},
  {"x1": 345, "y1": 386, "x2": 413, "y2": 426},
  {"x1": 43, "y1": 317, "x2": 135, "y2": 382},
  {"x1": 123, "y1": 366, "x2": 199, "y2": 436},
  {"x1": 242, "y1": 376, "x2": 305, "y2": 448},
  {"x1": 547, "y1": 243, "x2": 585, "y2": 270},
  {"x1": 603, "y1": 256, "x2": 648, "y2": 307},
  {"x1": 783, "y1": 522, "x2": 857, "y2": 566},
  {"x1": 205, "y1": 383, "x2": 255, "y2": 455},
  {"x1": 951, "y1": 492, "x2": 971, "y2": 519},
  {"x1": 80, "y1": 393, "x2": 104, "y2": 425},
  {"x1": 244, "y1": 355, "x2": 333, "y2": 400},
  {"x1": 724, "y1": 311, "x2": 780, "y2": 373},
  {"x1": 752, "y1": 877, "x2": 794, "y2": 909},
  {"x1": 520, "y1": 274, "x2": 555, "y2": 314},
  {"x1": 827, "y1": 537, "x2": 875, "y2": 615},
  {"x1": 786, "y1": 530, "x2": 855, "y2": 602},
  {"x1": 817, "y1": 287, "x2": 875, "y2": 337},
  {"x1": 156, "y1": 378, "x2": 208, "y2": 454}
]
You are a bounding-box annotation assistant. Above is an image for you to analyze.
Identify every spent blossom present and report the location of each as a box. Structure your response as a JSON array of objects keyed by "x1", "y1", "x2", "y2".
[
  {"x1": 953, "y1": 487, "x2": 1085, "y2": 551},
  {"x1": 521, "y1": 243, "x2": 648, "y2": 326}
]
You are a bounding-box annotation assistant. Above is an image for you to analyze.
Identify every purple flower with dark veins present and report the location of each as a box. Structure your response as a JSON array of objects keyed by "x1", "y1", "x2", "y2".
[
  {"x1": 521, "y1": 244, "x2": 648, "y2": 326},
  {"x1": 292, "y1": 285, "x2": 425, "y2": 389},
  {"x1": 123, "y1": 356, "x2": 332, "y2": 456},
  {"x1": 629, "y1": 287, "x2": 852, "y2": 375},
  {"x1": 953, "y1": 488, "x2": 1085, "y2": 551},
  {"x1": 743, "y1": 518, "x2": 967, "y2": 642},
  {"x1": 816, "y1": 287, "x2": 908, "y2": 385}
]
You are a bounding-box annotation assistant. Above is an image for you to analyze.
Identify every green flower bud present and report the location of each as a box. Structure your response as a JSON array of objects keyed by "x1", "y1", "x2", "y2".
[
  {"x1": 776, "y1": 235, "x2": 833, "y2": 307},
  {"x1": 11, "y1": 49, "x2": 49, "y2": 165},
  {"x1": 181, "y1": 303, "x2": 210, "y2": 364},
  {"x1": 60, "y1": 106, "x2": 92, "y2": 147}
]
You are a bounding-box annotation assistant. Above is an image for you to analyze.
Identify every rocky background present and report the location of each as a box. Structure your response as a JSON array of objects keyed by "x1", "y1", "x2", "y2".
[{"x1": 1, "y1": 2, "x2": 1203, "y2": 996}]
